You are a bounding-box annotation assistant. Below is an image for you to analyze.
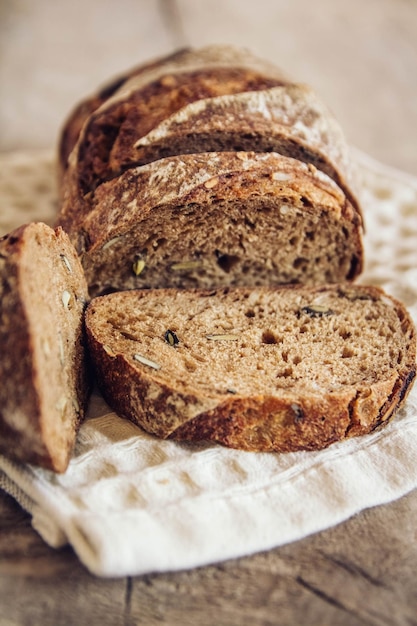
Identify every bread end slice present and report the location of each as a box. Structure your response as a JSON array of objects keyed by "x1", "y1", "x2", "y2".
[{"x1": 0, "y1": 223, "x2": 91, "y2": 472}]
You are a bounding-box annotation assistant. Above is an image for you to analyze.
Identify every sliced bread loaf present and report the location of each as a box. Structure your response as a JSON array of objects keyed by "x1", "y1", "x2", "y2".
[
  {"x1": 57, "y1": 46, "x2": 362, "y2": 280},
  {"x1": 68, "y1": 151, "x2": 363, "y2": 296},
  {"x1": 0, "y1": 223, "x2": 90, "y2": 472},
  {"x1": 85, "y1": 285, "x2": 416, "y2": 453}
]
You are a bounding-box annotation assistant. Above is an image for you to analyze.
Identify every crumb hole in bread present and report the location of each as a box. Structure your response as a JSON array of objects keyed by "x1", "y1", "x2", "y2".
[
  {"x1": 293, "y1": 257, "x2": 308, "y2": 269},
  {"x1": 341, "y1": 346, "x2": 355, "y2": 358},
  {"x1": 244, "y1": 217, "x2": 256, "y2": 230},
  {"x1": 245, "y1": 309, "x2": 255, "y2": 318},
  {"x1": 347, "y1": 255, "x2": 361, "y2": 280},
  {"x1": 338, "y1": 328, "x2": 351, "y2": 339},
  {"x1": 277, "y1": 367, "x2": 293, "y2": 378},
  {"x1": 261, "y1": 330, "x2": 279, "y2": 344},
  {"x1": 215, "y1": 252, "x2": 240, "y2": 273},
  {"x1": 154, "y1": 237, "x2": 168, "y2": 248},
  {"x1": 292, "y1": 355, "x2": 302, "y2": 365},
  {"x1": 300, "y1": 196, "x2": 313, "y2": 208}
]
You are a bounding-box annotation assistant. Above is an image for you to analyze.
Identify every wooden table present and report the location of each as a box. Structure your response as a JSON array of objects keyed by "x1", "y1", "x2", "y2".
[{"x1": 1, "y1": 1, "x2": 417, "y2": 623}]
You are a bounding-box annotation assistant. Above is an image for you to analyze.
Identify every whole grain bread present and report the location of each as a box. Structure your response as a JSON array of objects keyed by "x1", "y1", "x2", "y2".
[
  {"x1": 0, "y1": 223, "x2": 90, "y2": 472},
  {"x1": 85, "y1": 285, "x2": 416, "y2": 452},
  {"x1": 66, "y1": 151, "x2": 363, "y2": 297},
  {"x1": 58, "y1": 46, "x2": 363, "y2": 267}
]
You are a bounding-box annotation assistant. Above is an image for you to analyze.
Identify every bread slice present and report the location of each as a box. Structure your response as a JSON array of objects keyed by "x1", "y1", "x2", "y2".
[
  {"x1": 128, "y1": 86, "x2": 360, "y2": 214},
  {"x1": 0, "y1": 223, "x2": 90, "y2": 472},
  {"x1": 85, "y1": 285, "x2": 416, "y2": 453},
  {"x1": 66, "y1": 151, "x2": 363, "y2": 296}
]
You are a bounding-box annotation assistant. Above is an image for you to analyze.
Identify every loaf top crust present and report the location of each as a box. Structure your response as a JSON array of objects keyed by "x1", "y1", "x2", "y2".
[
  {"x1": 58, "y1": 47, "x2": 196, "y2": 175},
  {"x1": 127, "y1": 85, "x2": 359, "y2": 211},
  {"x1": 82, "y1": 150, "x2": 357, "y2": 248},
  {"x1": 94, "y1": 45, "x2": 289, "y2": 114},
  {"x1": 85, "y1": 285, "x2": 416, "y2": 452},
  {"x1": 0, "y1": 222, "x2": 90, "y2": 472},
  {"x1": 58, "y1": 45, "x2": 362, "y2": 242},
  {"x1": 59, "y1": 44, "x2": 288, "y2": 184}
]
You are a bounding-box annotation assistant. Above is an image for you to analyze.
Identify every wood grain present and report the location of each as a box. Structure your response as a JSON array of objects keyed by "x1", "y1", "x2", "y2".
[{"x1": 1, "y1": 487, "x2": 416, "y2": 625}]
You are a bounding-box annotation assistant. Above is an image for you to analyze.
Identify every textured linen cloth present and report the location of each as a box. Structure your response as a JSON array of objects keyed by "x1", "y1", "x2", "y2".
[{"x1": 0, "y1": 149, "x2": 416, "y2": 578}]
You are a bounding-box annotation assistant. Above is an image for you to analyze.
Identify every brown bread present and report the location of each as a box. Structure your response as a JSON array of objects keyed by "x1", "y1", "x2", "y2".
[
  {"x1": 128, "y1": 85, "x2": 360, "y2": 213},
  {"x1": 69, "y1": 151, "x2": 363, "y2": 297},
  {"x1": 0, "y1": 223, "x2": 90, "y2": 472},
  {"x1": 85, "y1": 285, "x2": 416, "y2": 453},
  {"x1": 57, "y1": 46, "x2": 362, "y2": 287}
]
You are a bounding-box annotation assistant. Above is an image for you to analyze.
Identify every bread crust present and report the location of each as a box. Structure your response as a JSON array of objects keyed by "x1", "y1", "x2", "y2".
[
  {"x1": 85, "y1": 285, "x2": 416, "y2": 453},
  {"x1": 58, "y1": 47, "x2": 194, "y2": 178},
  {"x1": 59, "y1": 66, "x2": 287, "y2": 230},
  {"x1": 129, "y1": 85, "x2": 360, "y2": 214},
  {"x1": 58, "y1": 45, "x2": 288, "y2": 206}
]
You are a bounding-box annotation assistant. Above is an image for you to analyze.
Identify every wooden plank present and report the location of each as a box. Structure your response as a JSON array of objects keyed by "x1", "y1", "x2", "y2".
[
  {"x1": 2, "y1": 488, "x2": 416, "y2": 625},
  {"x1": 124, "y1": 489, "x2": 417, "y2": 625},
  {"x1": 0, "y1": 490, "x2": 128, "y2": 626}
]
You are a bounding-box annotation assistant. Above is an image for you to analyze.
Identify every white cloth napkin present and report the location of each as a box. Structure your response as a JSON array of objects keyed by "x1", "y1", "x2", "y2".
[{"x1": 0, "y1": 149, "x2": 416, "y2": 578}]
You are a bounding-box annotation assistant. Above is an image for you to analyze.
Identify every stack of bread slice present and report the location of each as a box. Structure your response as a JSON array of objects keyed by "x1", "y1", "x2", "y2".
[{"x1": 0, "y1": 46, "x2": 415, "y2": 469}]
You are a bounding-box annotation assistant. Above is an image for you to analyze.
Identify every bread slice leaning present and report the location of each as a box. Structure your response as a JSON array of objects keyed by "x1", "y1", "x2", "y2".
[
  {"x1": 70, "y1": 151, "x2": 363, "y2": 297},
  {"x1": 85, "y1": 285, "x2": 416, "y2": 453},
  {"x1": 0, "y1": 223, "x2": 90, "y2": 472}
]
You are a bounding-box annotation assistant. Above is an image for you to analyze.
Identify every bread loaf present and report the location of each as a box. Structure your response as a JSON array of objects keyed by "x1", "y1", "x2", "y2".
[
  {"x1": 57, "y1": 44, "x2": 360, "y2": 230},
  {"x1": 85, "y1": 285, "x2": 416, "y2": 453},
  {"x1": 57, "y1": 45, "x2": 364, "y2": 297},
  {"x1": 0, "y1": 223, "x2": 90, "y2": 472},
  {"x1": 73, "y1": 151, "x2": 363, "y2": 297}
]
